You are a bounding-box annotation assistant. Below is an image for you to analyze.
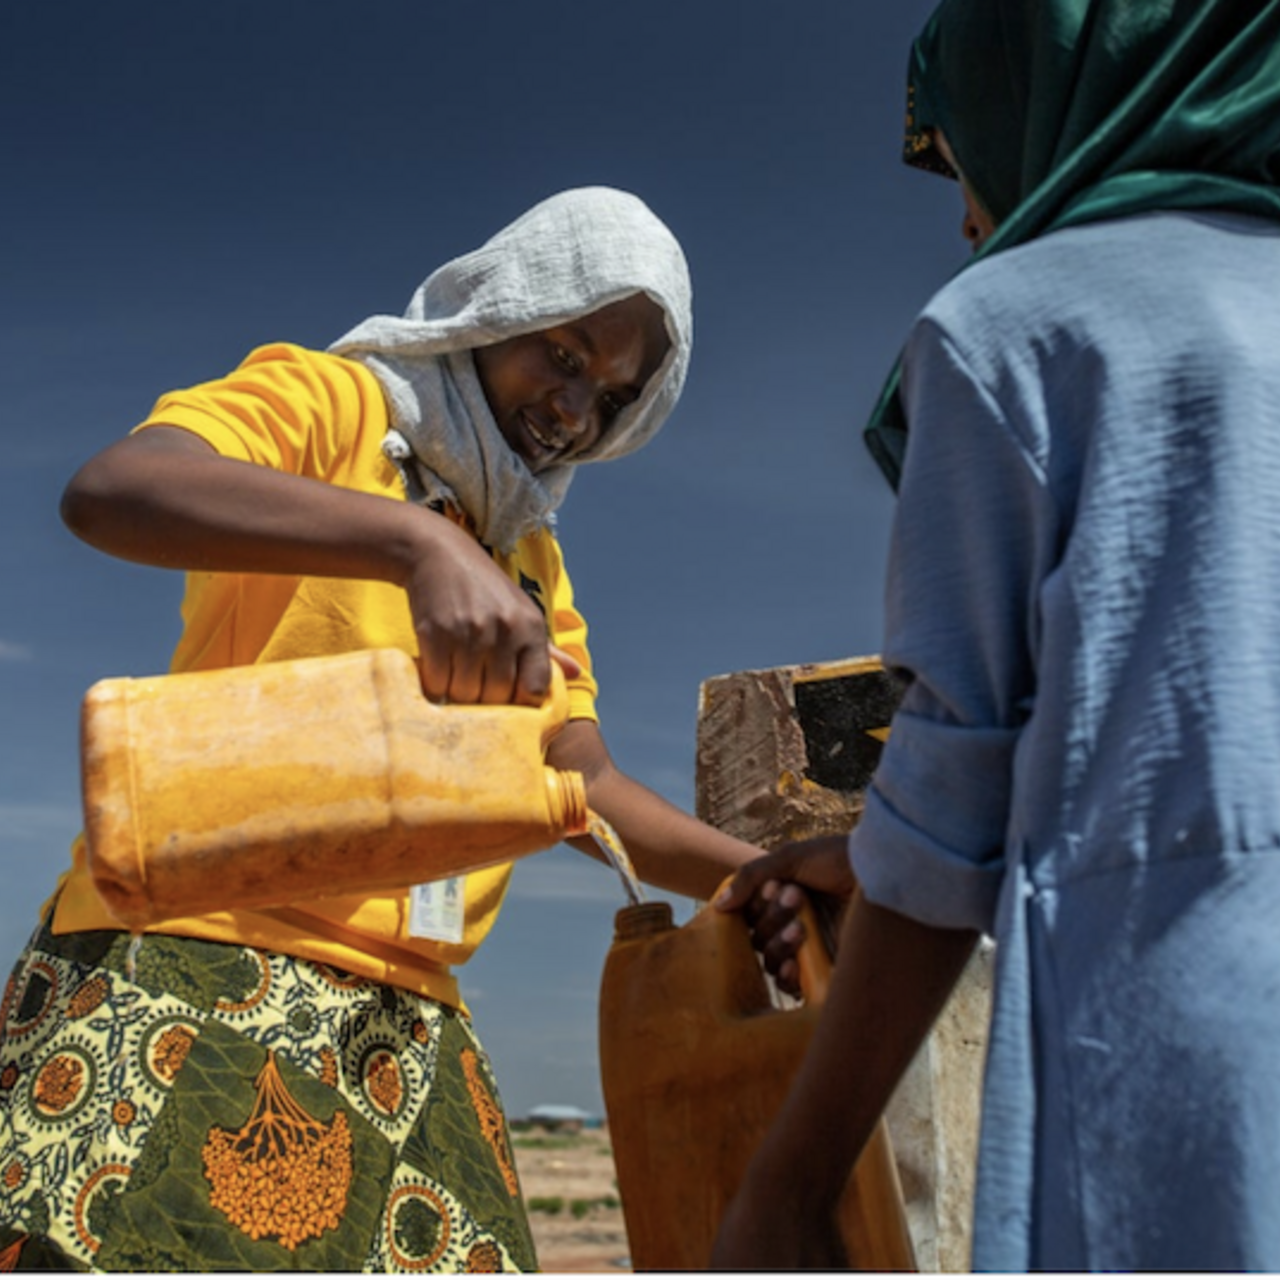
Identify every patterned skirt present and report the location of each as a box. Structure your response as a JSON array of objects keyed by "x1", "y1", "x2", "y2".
[{"x1": 0, "y1": 910, "x2": 538, "y2": 1272}]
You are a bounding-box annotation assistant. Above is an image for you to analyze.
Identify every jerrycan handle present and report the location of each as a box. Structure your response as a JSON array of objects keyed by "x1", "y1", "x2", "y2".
[
  {"x1": 711, "y1": 876, "x2": 835, "y2": 1010},
  {"x1": 792, "y1": 890, "x2": 835, "y2": 1005},
  {"x1": 539, "y1": 662, "x2": 573, "y2": 749}
]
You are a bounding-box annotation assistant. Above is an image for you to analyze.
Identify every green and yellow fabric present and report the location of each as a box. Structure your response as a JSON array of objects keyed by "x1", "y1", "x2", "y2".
[{"x1": 0, "y1": 917, "x2": 536, "y2": 1271}]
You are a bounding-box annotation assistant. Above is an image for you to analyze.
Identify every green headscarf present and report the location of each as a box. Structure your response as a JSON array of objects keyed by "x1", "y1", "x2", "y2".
[{"x1": 866, "y1": 0, "x2": 1280, "y2": 489}]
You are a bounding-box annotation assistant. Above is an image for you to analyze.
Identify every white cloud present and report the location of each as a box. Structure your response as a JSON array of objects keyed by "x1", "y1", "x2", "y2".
[{"x1": 0, "y1": 641, "x2": 32, "y2": 663}]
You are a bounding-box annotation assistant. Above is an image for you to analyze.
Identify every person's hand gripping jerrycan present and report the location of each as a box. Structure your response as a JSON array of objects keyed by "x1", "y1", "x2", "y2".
[
  {"x1": 599, "y1": 888, "x2": 916, "y2": 1271},
  {"x1": 79, "y1": 647, "x2": 588, "y2": 929}
]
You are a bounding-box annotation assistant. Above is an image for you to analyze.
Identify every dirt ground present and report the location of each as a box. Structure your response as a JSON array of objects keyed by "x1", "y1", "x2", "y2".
[{"x1": 511, "y1": 1128, "x2": 631, "y2": 1274}]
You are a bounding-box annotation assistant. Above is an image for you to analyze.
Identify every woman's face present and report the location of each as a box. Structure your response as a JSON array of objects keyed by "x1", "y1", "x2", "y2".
[
  {"x1": 475, "y1": 293, "x2": 669, "y2": 474},
  {"x1": 934, "y1": 129, "x2": 998, "y2": 251}
]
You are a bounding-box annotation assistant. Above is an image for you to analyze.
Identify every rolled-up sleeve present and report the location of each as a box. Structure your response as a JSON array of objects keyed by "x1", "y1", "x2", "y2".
[{"x1": 851, "y1": 316, "x2": 1055, "y2": 934}]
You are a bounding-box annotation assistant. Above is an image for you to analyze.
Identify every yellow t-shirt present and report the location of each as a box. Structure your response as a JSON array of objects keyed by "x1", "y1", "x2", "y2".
[{"x1": 53, "y1": 343, "x2": 599, "y2": 1010}]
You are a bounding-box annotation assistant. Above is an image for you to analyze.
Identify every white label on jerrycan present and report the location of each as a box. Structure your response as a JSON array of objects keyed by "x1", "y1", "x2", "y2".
[{"x1": 409, "y1": 877, "x2": 465, "y2": 944}]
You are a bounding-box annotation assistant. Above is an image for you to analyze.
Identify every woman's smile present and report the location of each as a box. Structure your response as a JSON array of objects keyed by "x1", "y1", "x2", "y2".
[
  {"x1": 474, "y1": 293, "x2": 668, "y2": 474},
  {"x1": 520, "y1": 409, "x2": 570, "y2": 458}
]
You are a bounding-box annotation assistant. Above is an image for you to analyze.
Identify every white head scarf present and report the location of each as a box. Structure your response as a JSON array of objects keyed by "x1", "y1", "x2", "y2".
[{"x1": 329, "y1": 187, "x2": 692, "y2": 552}]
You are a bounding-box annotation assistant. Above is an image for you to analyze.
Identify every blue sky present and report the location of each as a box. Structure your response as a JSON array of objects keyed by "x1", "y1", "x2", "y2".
[{"x1": 2, "y1": 0, "x2": 965, "y2": 1116}]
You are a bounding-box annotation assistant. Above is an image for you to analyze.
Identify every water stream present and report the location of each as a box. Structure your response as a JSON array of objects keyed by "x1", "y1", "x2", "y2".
[
  {"x1": 126, "y1": 931, "x2": 144, "y2": 984},
  {"x1": 585, "y1": 812, "x2": 645, "y2": 906}
]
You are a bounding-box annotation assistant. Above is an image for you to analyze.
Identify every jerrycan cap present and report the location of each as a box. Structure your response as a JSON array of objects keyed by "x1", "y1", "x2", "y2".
[{"x1": 613, "y1": 901, "x2": 674, "y2": 942}]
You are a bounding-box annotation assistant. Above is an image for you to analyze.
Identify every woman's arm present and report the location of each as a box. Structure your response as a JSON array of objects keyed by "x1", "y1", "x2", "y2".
[
  {"x1": 549, "y1": 720, "x2": 814, "y2": 994},
  {"x1": 61, "y1": 427, "x2": 566, "y2": 704},
  {"x1": 711, "y1": 873, "x2": 978, "y2": 1269},
  {"x1": 547, "y1": 719, "x2": 772, "y2": 903}
]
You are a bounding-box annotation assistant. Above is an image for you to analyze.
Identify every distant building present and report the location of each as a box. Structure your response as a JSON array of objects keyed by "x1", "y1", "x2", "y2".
[{"x1": 519, "y1": 1104, "x2": 598, "y2": 1133}]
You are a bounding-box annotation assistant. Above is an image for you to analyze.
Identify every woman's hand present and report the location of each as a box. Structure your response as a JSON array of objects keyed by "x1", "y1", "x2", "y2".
[
  {"x1": 714, "y1": 835, "x2": 857, "y2": 996},
  {"x1": 392, "y1": 513, "x2": 577, "y2": 706},
  {"x1": 61, "y1": 426, "x2": 575, "y2": 706}
]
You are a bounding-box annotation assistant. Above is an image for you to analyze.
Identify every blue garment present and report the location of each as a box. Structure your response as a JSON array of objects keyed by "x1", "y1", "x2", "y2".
[{"x1": 850, "y1": 211, "x2": 1280, "y2": 1271}]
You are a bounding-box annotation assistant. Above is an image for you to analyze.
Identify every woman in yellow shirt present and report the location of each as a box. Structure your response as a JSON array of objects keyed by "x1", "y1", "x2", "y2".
[{"x1": 0, "y1": 188, "x2": 786, "y2": 1272}]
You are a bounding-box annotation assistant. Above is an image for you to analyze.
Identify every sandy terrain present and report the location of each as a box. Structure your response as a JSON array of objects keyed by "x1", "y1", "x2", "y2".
[{"x1": 511, "y1": 1128, "x2": 631, "y2": 1273}]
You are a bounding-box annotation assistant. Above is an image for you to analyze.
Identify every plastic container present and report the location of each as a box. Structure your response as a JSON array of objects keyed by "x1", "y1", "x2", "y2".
[
  {"x1": 599, "y1": 890, "x2": 916, "y2": 1271},
  {"x1": 80, "y1": 648, "x2": 588, "y2": 929}
]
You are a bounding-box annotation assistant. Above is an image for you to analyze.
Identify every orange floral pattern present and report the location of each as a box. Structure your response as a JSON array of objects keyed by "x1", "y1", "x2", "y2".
[
  {"x1": 385, "y1": 1184, "x2": 451, "y2": 1270},
  {"x1": 0, "y1": 933, "x2": 536, "y2": 1270},
  {"x1": 0, "y1": 1234, "x2": 25, "y2": 1271},
  {"x1": 32, "y1": 1054, "x2": 85, "y2": 1116},
  {"x1": 318, "y1": 1046, "x2": 339, "y2": 1089},
  {"x1": 67, "y1": 975, "x2": 110, "y2": 1020},
  {"x1": 214, "y1": 951, "x2": 272, "y2": 1014},
  {"x1": 73, "y1": 1164, "x2": 132, "y2": 1255},
  {"x1": 202, "y1": 1052, "x2": 352, "y2": 1250},
  {"x1": 460, "y1": 1049, "x2": 518, "y2": 1197},
  {"x1": 465, "y1": 1240, "x2": 504, "y2": 1271},
  {"x1": 365, "y1": 1051, "x2": 403, "y2": 1117},
  {"x1": 150, "y1": 1025, "x2": 195, "y2": 1083}
]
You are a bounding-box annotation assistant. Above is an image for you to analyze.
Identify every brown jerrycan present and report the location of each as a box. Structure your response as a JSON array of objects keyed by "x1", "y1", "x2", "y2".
[
  {"x1": 80, "y1": 648, "x2": 589, "y2": 929},
  {"x1": 600, "y1": 891, "x2": 915, "y2": 1271}
]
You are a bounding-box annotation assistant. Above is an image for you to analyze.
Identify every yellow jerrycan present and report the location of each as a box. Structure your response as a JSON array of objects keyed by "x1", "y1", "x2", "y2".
[
  {"x1": 599, "y1": 891, "x2": 915, "y2": 1271},
  {"x1": 80, "y1": 647, "x2": 588, "y2": 929}
]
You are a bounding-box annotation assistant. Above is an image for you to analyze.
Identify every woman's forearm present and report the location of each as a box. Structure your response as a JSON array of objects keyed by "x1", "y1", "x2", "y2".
[
  {"x1": 712, "y1": 891, "x2": 978, "y2": 1268},
  {"x1": 549, "y1": 720, "x2": 760, "y2": 901},
  {"x1": 579, "y1": 773, "x2": 760, "y2": 902},
  {"x1": 60, "y1": 425, "x2": 440, "y2": 585},
  {"x1": 61, "y1": 425, "x2": 559, "y2": 704},
  {"x1": 760, "y1": 890, "x2": 976, "y2": 1189}
]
